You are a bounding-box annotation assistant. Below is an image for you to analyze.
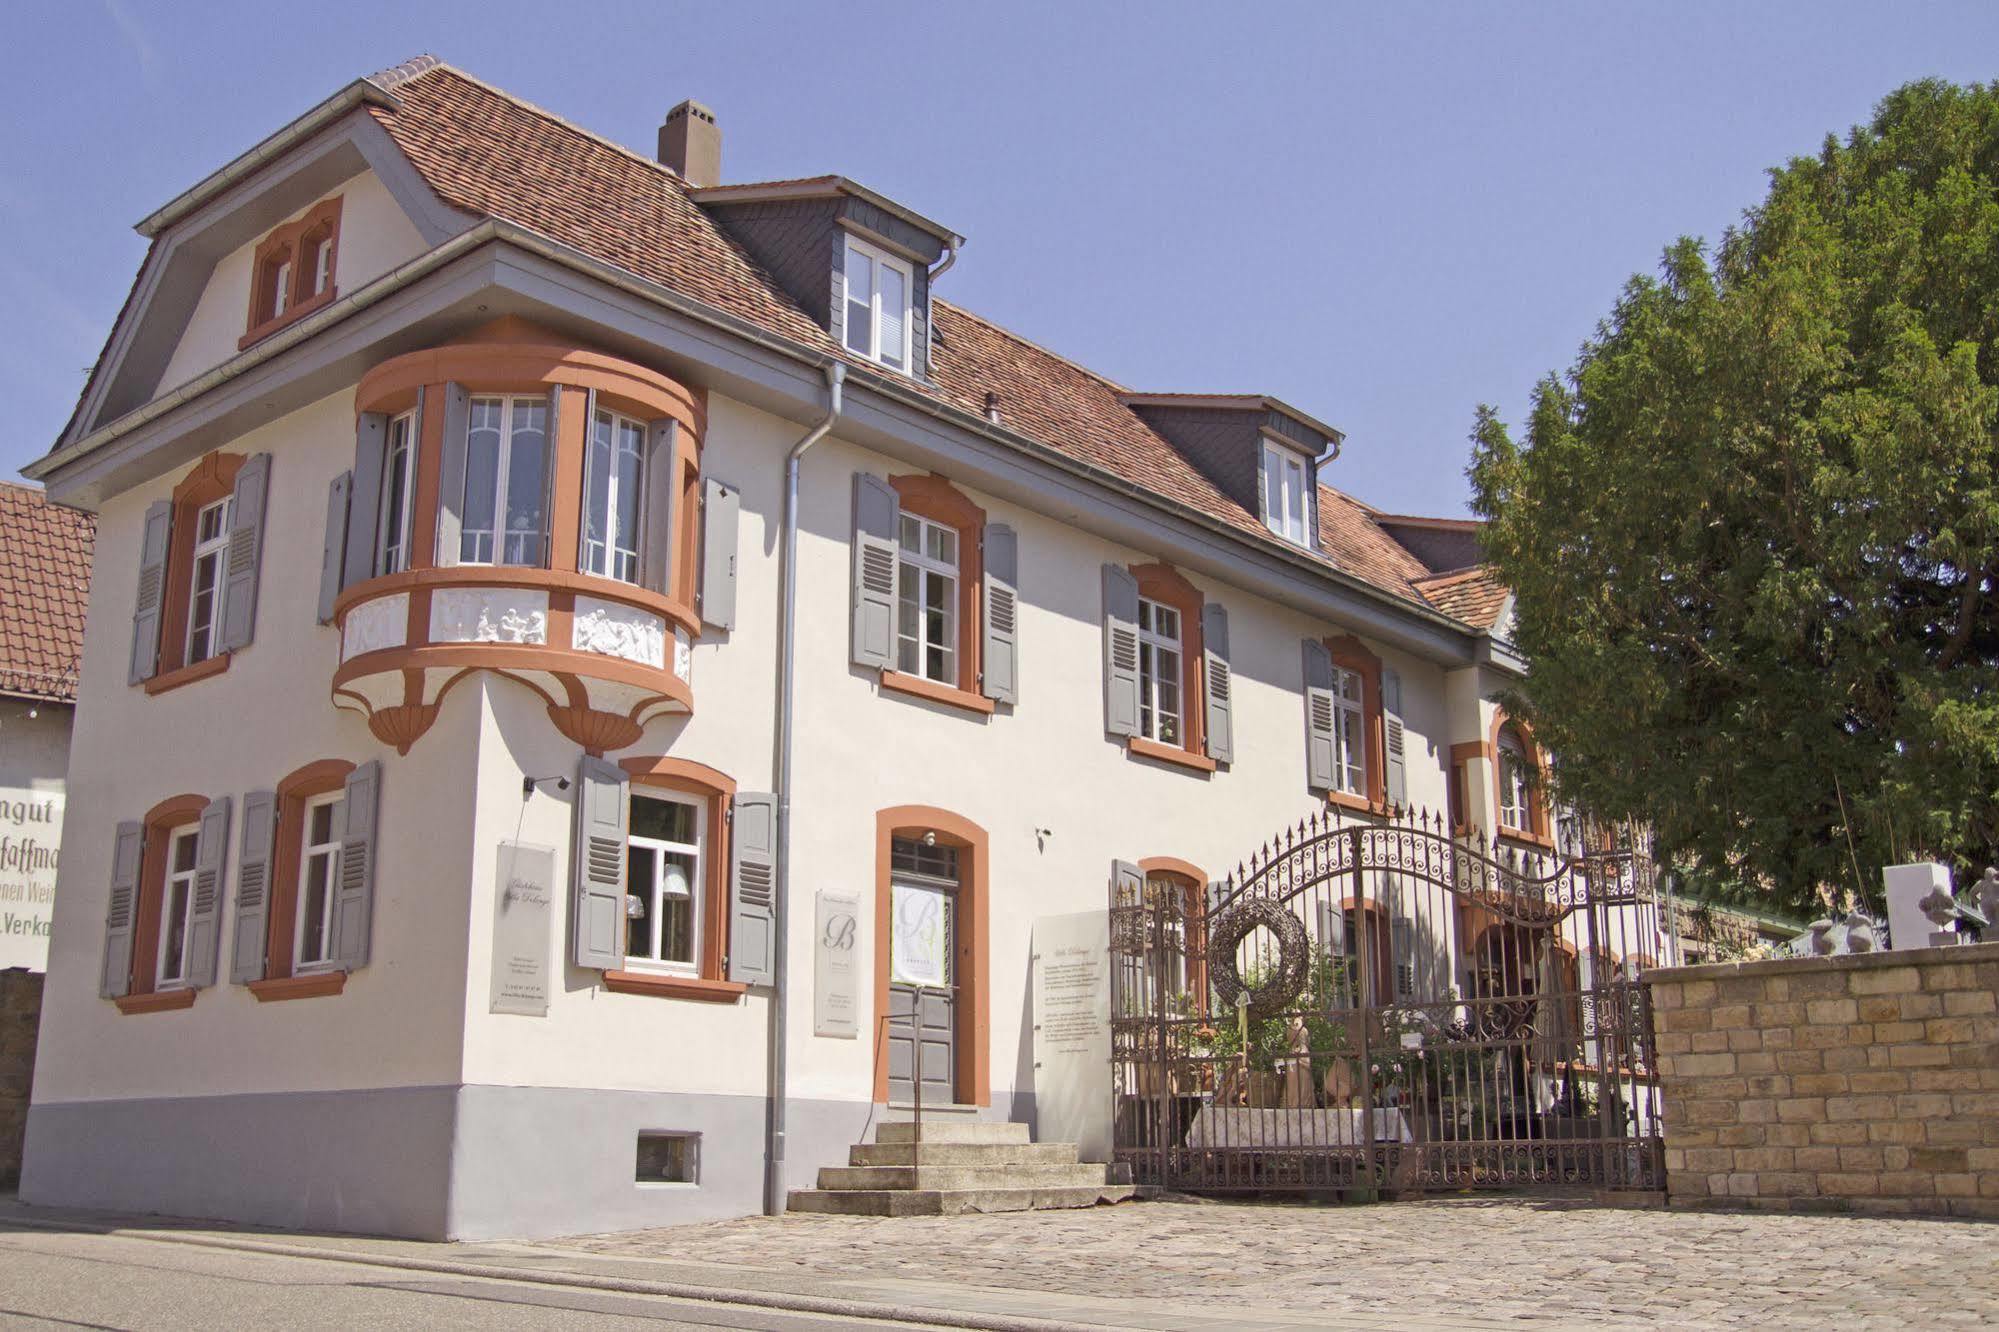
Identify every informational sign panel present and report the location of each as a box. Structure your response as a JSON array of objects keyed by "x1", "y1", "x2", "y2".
[
  {"x1": 490, "y1": 842, "x2": 554, "y2": 1016},
  {"x1": 814, "y1": 891, "x2": 861, "y2": 1038},
  {"x1": 0, "y1": 789, "x2": 62, "y2": 972},
  {"x1": 891, "y1": 882, "x2": 949, "y2": 987},
  {"x1": 1032, "y1": 910, "x2": 1112, "y2": 1162}
]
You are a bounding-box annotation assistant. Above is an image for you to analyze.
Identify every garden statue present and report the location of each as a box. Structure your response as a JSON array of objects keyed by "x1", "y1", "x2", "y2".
[
  {"x1": 1843, "y1": 910, "x2": 1876, "y2": 953},
  {"x1": 1323, "y1": 1054, "x2": 1358, "y2": 1106},
  {"x1": 1280, "y1": 1015, "x2": 1314, "y2": 1108},
  {"x1": 1806, "y1": 919, "x2": 1835, "y2": 955},
  {"x1": 1919, "y1": 883, "x2": 1963, "y2": 946},
  {"x1": 1977, "y1": 869, "x2": 1999, "y2": 944}
]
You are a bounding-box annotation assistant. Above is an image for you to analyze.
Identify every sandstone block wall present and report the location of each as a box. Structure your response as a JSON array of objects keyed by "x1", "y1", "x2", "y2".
[{"x1": 1649, "y1": 940, "x2": 1999, "y2": 1217}]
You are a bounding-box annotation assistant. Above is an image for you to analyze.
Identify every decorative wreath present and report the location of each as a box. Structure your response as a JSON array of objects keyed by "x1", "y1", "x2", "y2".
[{"x1": 1205, "y1": 897, "x2": 1312, "y2": 1021}]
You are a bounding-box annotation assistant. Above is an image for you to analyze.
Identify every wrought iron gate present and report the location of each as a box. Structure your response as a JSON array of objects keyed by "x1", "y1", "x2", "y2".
[{"x1": 1110, "y1": 808, "x2": 1665, "y2": 1197}]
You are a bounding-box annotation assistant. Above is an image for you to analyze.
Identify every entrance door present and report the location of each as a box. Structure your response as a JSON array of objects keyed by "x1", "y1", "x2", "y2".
[{"x1": 886, "y1": 845, "x2": 957, "y2": 1104}]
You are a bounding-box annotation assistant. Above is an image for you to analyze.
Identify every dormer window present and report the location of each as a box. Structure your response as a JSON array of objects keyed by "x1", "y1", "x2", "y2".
[
  {"x1": 1261, "y1": 438, "x2": 1312, "y2": 545},
  {"x1": 843, "y1": 235, "x2": 913, "y2": 372},
  {"x1": 241, "y1": 195, "x2": 343, "y2": 349}
]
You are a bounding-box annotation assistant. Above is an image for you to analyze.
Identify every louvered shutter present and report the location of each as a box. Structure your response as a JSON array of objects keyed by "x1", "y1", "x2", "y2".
[
  {"x1": 1302, "y1": 639, "x2": 1337, "y2": 792},
  {"x1": 128, "y1": 500, "x2": 172, "y2": 684},
  {"x1": 232, "y1": 790, "x2": 277, "y2": 983},
  {"x1": 728, "y1": 791, "x2": 778, "y2": 985},
  {"x1": 434, "y1": 383, "x2": 470, "y2": 567},
  {"x1": 185, "y1": 796, "x2": 231, "y2": 988},
  {"x1": 1202, "y1": 602, "x2": 1232, "y2": 763},
  {"x1": 317, "y1": 470, "x2": 352, "y2": 625},
  {"x1": 851, "y1": 473, "x2": 899, "y2": 669},
  {"x1": 571, "y1": 755, "x2": 627, "y2": 971},
  {"x1": 1382, "y1": 667, "x2": 1407, "y2": 811},
  {"x1": 981, "y1": 522, "x2": 1018, "y2": 704},
  {"x1": 328, "y1": 759, "x2": 381, "y2": 970},
  {"x1": 219, "y1": 454, "x2": 271, "y2": 652},
  {"x1": 1102, "y1": 565, "x2": 1141, "y2": 737},
  {"x1": 346, "y1": 412, "x2": 388, "y2": 587},
  {"x1": 640, "y1": 417, "x2": 677, "y2": 595},
  {"x1": 101, "y1": 821, "x2": 143, "y2": 998},
  {"x1": 700, "y1": 477, "x2": 740, "y2": 630}
]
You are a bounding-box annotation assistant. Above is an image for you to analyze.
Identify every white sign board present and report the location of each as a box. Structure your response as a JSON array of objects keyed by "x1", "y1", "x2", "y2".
[
  {"x1": 891, "y1": 882, "x2": 949, "y2": 987},
  {"x1": 490, "y1": 842, "x2": 554, "y2": 1015},
  {"x1": 1883, "y1": 861, "x2": 1953, "y2": 950},
  {"x1": 1032, "y1": 910, "x2": 1112, "y2": 1163},
  {"x1": 814, "y1": 891, "x2": 861, "y2": 1038},
  {"x1": 0, "y1": 789, "x2": 61, "y2": 971}
]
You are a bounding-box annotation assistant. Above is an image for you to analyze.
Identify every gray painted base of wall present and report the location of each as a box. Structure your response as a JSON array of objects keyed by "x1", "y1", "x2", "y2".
[{"x1": 21, "y1": 1084, "x2": 1038, "y2": 1241}]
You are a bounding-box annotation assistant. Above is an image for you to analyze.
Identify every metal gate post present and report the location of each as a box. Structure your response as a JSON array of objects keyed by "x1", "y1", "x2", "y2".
[
  {"x1": 1581, "y1": 865, "x2": 1612, "y2": 1186},
  {"x1": 1349, "y1": 827, "x2": 1377, "y2": 1193},
  {"x1": 1152, "y1": 885, "x2": 1170, "y2": 1189}
]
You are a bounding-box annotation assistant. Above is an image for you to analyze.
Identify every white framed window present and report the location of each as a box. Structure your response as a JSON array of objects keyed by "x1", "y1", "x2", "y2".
[
  {"x1": 156, "y1": 826, "x2": 200, "y2": 988},
  {"x1": 1261, "y1": 439, "x2": 1311, "y2": 545},
  {"x1": 895, "y1": 513, "x2": 958, "y2": 683},
  {"x1": 309, "y1": 235, "x2": 334, "y2": 297},
  {"x1": 1332, "y1": 665, "x2": 1367, "y2": 797},
  {"x1": 842, "y1": 235, "x2": 913, "y2": 372},
  {"x1": 584, "y1": 408, "x2": 647, "y2": 584},
  {"x1": 1498, "y1": 730, "x2": 1532, "y2": 831},
  {"x1": 294, "y1": 793, "x2": 343, "y2": 970},
  {"x1": 270, "y1": 259, "x2": 292, "y2": 320},
  {"x1": 374, "y1": 409, "x2": 418, "y2": 576},
  {"x1": 1137, "y1": 596, "x2": 1183, "y2": 746},
  {"x1": 625, "y1": 792, "x2": 703, "y2": 974},
  {"x1": 461, "y1": 395, "x2": 550, "y2": 566},
  {"x1": 186, "y1": 497, "x2": 232, "y2": 664}
]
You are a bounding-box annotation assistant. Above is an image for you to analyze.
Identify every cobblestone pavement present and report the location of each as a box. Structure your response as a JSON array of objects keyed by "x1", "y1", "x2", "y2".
[{"x1": 550, "y1": 1197, "x2": 1999, "y2": 1329}]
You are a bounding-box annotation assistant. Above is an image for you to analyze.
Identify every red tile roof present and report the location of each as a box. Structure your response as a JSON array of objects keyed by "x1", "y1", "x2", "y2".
[
  {"x1": 0, "y1": 483, "x2": 95, "y2": 703},
  {"x1": 1413, "y1": 565, "x2": 1511, "y2": 631}
]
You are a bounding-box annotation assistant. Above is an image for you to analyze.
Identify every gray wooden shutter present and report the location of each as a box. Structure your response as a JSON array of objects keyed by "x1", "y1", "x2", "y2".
[
  {"x1": 1102, "y1": 564, "x2": 1140, "y2": 738},
  {"x1": 700, "y1": 476, "x2": 740, "y2": 630},
  {"x1": 1202, "y1": 601, "x2": 1232, "y2": 763},
  {"x1": 101, "y1": 821, "x2": 143, "y2": 998},
  {"x1": 434, "y1": 382, "x2": 470, "y2": 567},
  {"x1": 219, "y1": 454, "x2": 271, "y2": 652},
  {"x1": 1383, "y1": 667, "x2": 1407, "y2": 810},
  {"x1": 640, "y1": 417, "x2": 677, "y2": 595},
  {"x1": 851, "y1": 473, "x2": 899, "y2": 670},
  {"x1": 317, "y1": 470, "x2": 352, "y2": 625},
  {"x1": 346, "y1": 412, "x2": 388, "y2": 587},
  {"x1": 232, "y1": 789, "x2": 277, "y2": 984},
  {"x1": 981, "y1": 522, "x2": 1018, "y2": 704},
  {"x1": 728, "y1": 791, "x2": 778, "y2": 986},
  {"x1": 575, "y1": 388, "x2": 601, "y2": 572},
  {"x1": 128, "y1": 500, "x2": 172, "y2": 684},
  {"x1": 329, "y1": 759, "x2": 381, "y2": 970},
  {"x1": 572, "y1": 755, "x2": 628, "y2": 971},
  {"x1": 1111, "y1": 859, "x2": 1143, "y2": 911},
  {"x1": 186, "y1": 796, "x2": 231, "y2": 988},
  {"x1": 1303, "y1": 638, "x2": 1337, "y2": 792}
]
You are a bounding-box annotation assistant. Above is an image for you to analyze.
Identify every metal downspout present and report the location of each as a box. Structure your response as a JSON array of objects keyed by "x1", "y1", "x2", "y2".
[{"x1": 764, "y1": 359, "x2": 846, "y2": 1216}]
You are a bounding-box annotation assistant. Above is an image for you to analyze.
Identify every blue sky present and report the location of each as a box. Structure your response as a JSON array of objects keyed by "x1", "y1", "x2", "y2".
[{"x1": 6, "y1": 2, "x2": 1999, "y2": 516}]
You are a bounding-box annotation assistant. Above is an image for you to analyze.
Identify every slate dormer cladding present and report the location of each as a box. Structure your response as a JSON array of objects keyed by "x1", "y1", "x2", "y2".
[
  {"x1": 695, "y1": 180, "x2": 953, "y2": 380},
  {"x1": 1121, "y1": 395, "x2": 1337, "y2": 534},
  {"x1": 1373, "y1": 515, "x2": 1485, "y2": 574}
]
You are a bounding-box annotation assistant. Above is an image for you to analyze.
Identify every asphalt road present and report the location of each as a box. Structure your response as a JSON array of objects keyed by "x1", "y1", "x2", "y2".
[{"x1": 0, "y1": 1227, "x2": 944, "y2": 1331}]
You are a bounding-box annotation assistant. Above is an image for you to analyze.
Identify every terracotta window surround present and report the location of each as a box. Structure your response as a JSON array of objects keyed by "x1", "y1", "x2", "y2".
[
  {"x1": 873, "y1": 806, "x2": 990, "y2": 1106},
  {"x1": 1490, "y1": 712, "x2": 1554, "y2": 849},
  {"x1": 604, "y1": 756, "x2": 746, "y2": 1002},
  {"x1": 246, "y1": 758, "x2": 357, "y2": 1002},
  {"x1": 1126, "y1": 563, "x2": 1208, "y2": 772},
  {"x1": 1324, "y1": 634, "x2": 1387, "y2": 814},
  {"x1": 145, "y1": 451, "x2": 245, "y2": 696},
  {"x1": 241, "y1": 195, "x2": 343, "y2": 349},
  {"x1": 1138, "y1": 857, "x2": 1209, "y2": 1018},
  {"x1": 880, "y1": 474, "x2": 990, "y2": 717},
  {"x1": 114, "y1": 793, "x2": 209, "y2": 1015}
]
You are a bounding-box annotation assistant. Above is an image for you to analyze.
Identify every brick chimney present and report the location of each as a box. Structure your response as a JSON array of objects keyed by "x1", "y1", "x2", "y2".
[{"x1": 658, "y1": 100, "x2": 720, "y2": 187}]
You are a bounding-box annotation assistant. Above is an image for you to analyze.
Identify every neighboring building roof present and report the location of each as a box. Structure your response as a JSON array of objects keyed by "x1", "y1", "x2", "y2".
[
  {"x1": 1412, "y1": 566, "x2": 1511, "y2": 631},
  {"x1": 0, "y1": 482, "x2": 95, "y2": 703}
]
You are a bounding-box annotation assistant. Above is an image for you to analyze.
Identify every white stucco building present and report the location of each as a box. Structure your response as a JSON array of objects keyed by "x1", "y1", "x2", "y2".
[{"x1": 19, "y1": 57, "x2": 1655, "y2": 1239}]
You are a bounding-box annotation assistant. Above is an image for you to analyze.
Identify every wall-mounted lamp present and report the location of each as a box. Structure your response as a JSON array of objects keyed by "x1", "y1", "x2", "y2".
[
  {"x1": 921, "y1": 830, "x2": 938, "y2": 848},
  {"x1": 522, "y1": 775, "x2": 572, "y2": 799}
]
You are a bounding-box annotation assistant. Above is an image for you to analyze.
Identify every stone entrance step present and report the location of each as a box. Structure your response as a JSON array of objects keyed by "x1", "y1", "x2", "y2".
[{"x1": 787, "y1": 1119, "x2": 1136, "y2": 1217}]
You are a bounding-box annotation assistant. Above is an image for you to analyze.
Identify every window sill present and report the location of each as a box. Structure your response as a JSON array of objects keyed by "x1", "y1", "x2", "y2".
[
  {"x1": 603, "y1": 971, "x2": 748, "y2": 1003},
  {"x1": 248, "y1": 971, "x2": 348, "y2": 1003},
  {"x1": 114, "y1": 988, "x2": 196, "y2": 1015},
  {"x1": 1326, "y1": 789, "x2": 1385, "y2": 817},
  {"x1": 1126, "y1": 736, "x2": 1216, "y2": 774},
  {"x1": 143, "y1": 652, "x2": 231, "y2": 696},
  {"x1": 238, "y1": 285, "x2": 338, "y2": 351},
  {"x1": 1498, "y1": 827, "x2": 1556, "y2": 852},
  {"x1": 879, "y1": 670, "x2": 995, "y2": 716}
]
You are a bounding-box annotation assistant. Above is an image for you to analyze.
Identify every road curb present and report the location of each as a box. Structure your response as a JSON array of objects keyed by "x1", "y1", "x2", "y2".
[{"x1": 0, "y1": 1212, "x2": 1104, "y2": 1332}]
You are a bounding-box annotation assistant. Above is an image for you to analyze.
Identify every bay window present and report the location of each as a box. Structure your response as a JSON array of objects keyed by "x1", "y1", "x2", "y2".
[
  {"x1": 155, "y1": 827, "x2": 200, "y2": 988},
  {"x1": 460, "y1": 395, "x2": 549, "y2": 566},
  {"x1": 584, "y1": 407, "x2": 647, "y2": 584},
  {"x1": 1137, "y1": 596, "x2": 1184, "y2": 746},
  {"x1": 896, "y1": 512, "x2": 959, "y2": 683},
  {"x1": 625, "y1": 791, "x2": 704, "y2": 973},
  {"x1": 843, "y1": 235, "x2": 913, "y2": 372},
  {"x1": 374, "y1": 409, "x2": 417, "y2": 576},
  {"x1": 185, "y1": 497, "x2": 231, "y2": 665}
]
